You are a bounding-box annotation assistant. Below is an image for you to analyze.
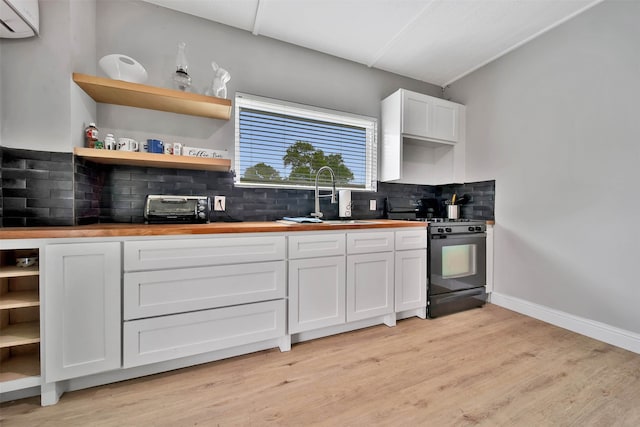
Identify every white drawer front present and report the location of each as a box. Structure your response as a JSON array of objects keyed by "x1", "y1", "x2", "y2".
[
  {"x1": 124, "y1": 261, "x2": 285, "y2": 320},
  {"x1": 124, "y1": 235, "x2": 285, "y2": 271},
  {"x1": 346, "y1": 231, "x2": 394, "y2": 254},
  {"x1": 123, "y1": 300, "x2": 285, "y2": 368},
  {"x1": 395, "y1": 229, "x2": 427, "y2": 250},
  {"x1": 288, "y1": 233, "x2": 345, "y2": 259}
]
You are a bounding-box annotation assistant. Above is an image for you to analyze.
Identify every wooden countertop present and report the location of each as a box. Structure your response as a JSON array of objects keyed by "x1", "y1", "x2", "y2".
[{"x1": 0, "y1": 219, "x2": 426, "y2": 240}]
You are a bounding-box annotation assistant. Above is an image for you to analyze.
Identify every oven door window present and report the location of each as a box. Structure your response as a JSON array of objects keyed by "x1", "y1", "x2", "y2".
[{"x1": 442, "y1": 244, "x2": 477, "y2": 279}]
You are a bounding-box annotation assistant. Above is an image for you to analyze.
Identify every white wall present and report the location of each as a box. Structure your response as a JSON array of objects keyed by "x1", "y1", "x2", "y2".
[{"x1": 447, "y1": 0, "x2": 640, "y2": 333}]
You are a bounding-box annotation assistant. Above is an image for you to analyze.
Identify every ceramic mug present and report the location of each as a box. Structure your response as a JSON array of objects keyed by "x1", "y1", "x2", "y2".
[
  {"x1": 147, "y1": 139, "x2": 163, "y2": 153},
  {"x1": 117, "y1": 137, "x2": 139, "y2": 152}
]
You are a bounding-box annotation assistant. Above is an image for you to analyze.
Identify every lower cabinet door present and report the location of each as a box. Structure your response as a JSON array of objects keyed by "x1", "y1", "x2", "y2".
[
  {"x1": 44, "y1": 242, "x2": 122, "y2": 382},
  {"x1": 346, "y1": 252, "x2": 394, "y2": 322},
  {"x1": 395, "y1": 249, "x2": 427, "y2": 312},
  {"x1": 123, "y1": 300, "x2": 285, "y2": 368},
  {"x1": 288, "y1": 256, "x2": 346, "y2": 333}
]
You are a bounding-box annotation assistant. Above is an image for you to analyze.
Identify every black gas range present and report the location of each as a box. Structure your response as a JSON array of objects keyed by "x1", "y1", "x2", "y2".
[{"x1": 385, "y1": 198, "x2": 487, "y2": 318}]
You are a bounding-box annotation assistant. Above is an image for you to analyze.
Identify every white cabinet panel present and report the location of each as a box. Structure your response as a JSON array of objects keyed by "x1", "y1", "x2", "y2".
[
  {"x1": 288, "y1": 256, "x2": 346, "y2": 333},
  {"x1": 395, "y1": 249, "x2": 427, "y2": 312},
  {"x1": 402, "y1": 92, "x2": 431, "y2": 137},
  {"x1": 44, "y1": 242, "x2": 121, "y2": 382},
  {"x1": 432, "y1": 98, "x2": 460, "y2": 142},
  {"x1": 395, "y1": 229, "x2": 427, "y2": 251},
  {"x1": 124, "y1": 261, "x2": 285, "y2": 320},
  {"x1": 381, "y1": 88, "x2": 465, "y2": 185},
  {"x1": 288, "y1": 233, "x2": 345, "y2": 259},
  {"x1": 346, "y1": 231, "x2": 394, "y2": 254},
  {"x1": 124, "y1": 235, "x2": 285, "y2": 271},
  {"x1": 346, "y1": 252, "x2": 394, "y2": 322},
  {"x1": 123, "y1": 300, "x2": 285, "y2": 368}
]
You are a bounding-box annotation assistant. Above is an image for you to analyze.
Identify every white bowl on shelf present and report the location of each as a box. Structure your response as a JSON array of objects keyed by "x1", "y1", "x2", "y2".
[
  {"x1": 16, "y1": 257, "x2": 38, "y2": 268},
  {"x1": 99, "y1": 54, "x2": 148, "y2": 84}
]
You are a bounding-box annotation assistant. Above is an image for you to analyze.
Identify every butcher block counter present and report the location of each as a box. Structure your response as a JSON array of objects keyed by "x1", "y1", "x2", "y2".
[{"x1": 0, "y1": 219, "x2": 425, "y2": 240}]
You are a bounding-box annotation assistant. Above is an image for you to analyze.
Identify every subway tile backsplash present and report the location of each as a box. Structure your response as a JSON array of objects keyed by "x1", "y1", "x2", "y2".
[{"x1": 1, "y1": 146, "x2": 495, "y2": 226}]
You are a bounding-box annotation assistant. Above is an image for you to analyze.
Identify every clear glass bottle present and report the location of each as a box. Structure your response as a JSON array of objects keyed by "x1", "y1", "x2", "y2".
[{"x1": 172, "y1": 41, "x2": 192, "y2": 91}]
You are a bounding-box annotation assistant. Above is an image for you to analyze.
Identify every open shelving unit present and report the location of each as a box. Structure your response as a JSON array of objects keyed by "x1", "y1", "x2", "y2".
[
  {"x1": 0, "y1": 250, "x2": 41, "y2": 391},
  {"x1": 72, "y1": 73, "x2": 233, "y2": 172}
]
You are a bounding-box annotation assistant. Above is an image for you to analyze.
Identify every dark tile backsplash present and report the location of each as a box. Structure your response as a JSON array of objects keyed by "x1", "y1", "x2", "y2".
[
  {"x1": 1, "y1": 147, "x2": 74, "y2": 227},
  {"x1": 1, "y1": 146, "x2": 495, "y2": 226}
]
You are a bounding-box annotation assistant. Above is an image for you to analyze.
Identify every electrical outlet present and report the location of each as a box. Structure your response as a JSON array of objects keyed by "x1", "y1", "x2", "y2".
[
  {"x1": 369, "y1": 200, "x2": 377, "y2": 211},
  {"x1": 214, "y1": 196, "x2": 226, "y2": 211}
]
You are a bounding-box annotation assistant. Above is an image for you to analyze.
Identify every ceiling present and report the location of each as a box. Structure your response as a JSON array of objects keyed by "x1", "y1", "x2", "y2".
[{"x1": 142, "y1": 0, "x2": 603, "y2": 87}]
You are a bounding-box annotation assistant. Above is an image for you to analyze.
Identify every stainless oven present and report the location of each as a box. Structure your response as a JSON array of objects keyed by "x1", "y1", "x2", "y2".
[{"x1": 428, "y1": 221, "x2": 487, "y2": 317}]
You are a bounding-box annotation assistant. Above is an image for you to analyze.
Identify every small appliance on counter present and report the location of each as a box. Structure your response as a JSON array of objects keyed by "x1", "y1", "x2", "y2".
[{"x1": 144, "y1": 195, "x2": 210, "y2": 224}]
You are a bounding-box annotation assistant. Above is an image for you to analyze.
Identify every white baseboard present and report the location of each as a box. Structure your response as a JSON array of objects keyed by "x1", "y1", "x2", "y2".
[{"x1": 490, "y1": 292, "x2": 640, "y2": 355}]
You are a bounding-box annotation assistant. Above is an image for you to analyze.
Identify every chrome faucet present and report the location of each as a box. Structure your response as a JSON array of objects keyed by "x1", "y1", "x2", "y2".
[{"x1": 310, "y1": 166, "x2": 337, "y2": 218}]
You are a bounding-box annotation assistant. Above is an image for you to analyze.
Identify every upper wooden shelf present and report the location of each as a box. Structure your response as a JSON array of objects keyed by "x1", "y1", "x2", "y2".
[
  {"x1": 72, "y1": 73, "x2": 232, "y2": 120},
  {"x1": 74, "y1": 147, "x2": 231, "y2": 172}
]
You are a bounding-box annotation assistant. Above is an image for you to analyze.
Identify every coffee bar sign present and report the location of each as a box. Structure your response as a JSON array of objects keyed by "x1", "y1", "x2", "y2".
[{"x1": 183, "y1": 147, "x2": 229, "y2": 159}]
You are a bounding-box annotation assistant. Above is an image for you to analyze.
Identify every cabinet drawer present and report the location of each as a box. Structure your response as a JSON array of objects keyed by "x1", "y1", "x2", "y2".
[
  {"x1": 288, "y1": 233, "x2": 345, "y2": 259},
  {"x1": 395, "y1": 229, "x2": 427, "y2": 250},
  {"x1": 124, "y1": 261, "x2": 285, "y2": 320},
  {"x1": 346, "y1": 231, "x2": 394, "y2": 254},
  {"x1": 123, "y1": 300, "x2": 285, "y2": 368},
  {"x1": 124, "y1": 235, "x2": 285, "y2": 271}
]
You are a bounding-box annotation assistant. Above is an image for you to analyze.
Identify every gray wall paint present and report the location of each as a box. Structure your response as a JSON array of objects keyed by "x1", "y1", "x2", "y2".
[
  {"x1": 1, "y1": 0, "x2": 440, "y2": 153},
  {"x1": 93, "y1": 0, "x2": 440, "y2": 158},
  {"x1": 447, "y1": 0, "x2": 640, "y2": 333},
  {"x1": 0, "y1": 0, "x2": 96, "y2": 152}
]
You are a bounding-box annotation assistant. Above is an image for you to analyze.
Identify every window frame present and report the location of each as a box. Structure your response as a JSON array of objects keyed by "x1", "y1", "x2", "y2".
[{"x1": 234, "y1": 92, "x2": 378, "y2": 192}]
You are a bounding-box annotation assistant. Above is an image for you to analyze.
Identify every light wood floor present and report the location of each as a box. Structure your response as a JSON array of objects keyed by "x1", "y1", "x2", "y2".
[{"x1": 2, "y1": 304, "x2": 640, "y2": 426}]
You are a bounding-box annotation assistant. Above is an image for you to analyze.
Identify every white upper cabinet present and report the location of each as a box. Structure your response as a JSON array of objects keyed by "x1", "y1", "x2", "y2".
[
  {"x1": 401, "y1": 90, "x2": 460, "y2": 142},
  {"x1": 381, "y1": 89, "x2": 465, "y2": 185}
]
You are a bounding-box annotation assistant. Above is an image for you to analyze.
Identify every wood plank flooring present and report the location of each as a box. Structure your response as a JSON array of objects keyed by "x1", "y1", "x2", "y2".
[{"x1": 2, "y1": 304, "x2": 640, "y2": 426}]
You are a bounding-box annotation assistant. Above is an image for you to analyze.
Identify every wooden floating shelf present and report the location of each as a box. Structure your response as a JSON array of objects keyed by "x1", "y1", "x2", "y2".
[
  {"x1": 0, "y1": 321, "x2": 40, "y2": 348},
  {"x1": 0, "y1": 266, "x2": 39, "y2": 278},
  {"x1": 0, "y1": 291, "x2": 40, "y2": 310},
  {"x1": 72, "y1": 73, "x2": 232, "y2": 120},
  {"x1": 74, "y1": 147, "x2": 231, "y2": 172}
]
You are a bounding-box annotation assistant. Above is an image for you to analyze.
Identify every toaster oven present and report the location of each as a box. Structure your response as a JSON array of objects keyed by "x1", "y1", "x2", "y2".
[{"x1": 144, "y1": 195, "x2": 210, "y2": 224}]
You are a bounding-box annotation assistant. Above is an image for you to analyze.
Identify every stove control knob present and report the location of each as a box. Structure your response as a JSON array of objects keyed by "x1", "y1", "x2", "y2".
[
  {"x1": 198, "y1": 212, "x2": 206, "y2": 219},
  {"x1": 468, "y1": 226, "x2": 475, "y2": 232},
  {"x1": 445, "y1": 227, "x2": 452, "y2": 233},
  {"x1": 475, "y1": 226, "x2": 482, "y2": 231},
  {"x1": 437, "y1": 228, "x2": 444, "y2": 233}
]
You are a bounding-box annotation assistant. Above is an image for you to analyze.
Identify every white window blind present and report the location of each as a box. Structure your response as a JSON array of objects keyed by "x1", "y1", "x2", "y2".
[{"x1": 235, "y1": 93, "x2": 377, "y2": 191}]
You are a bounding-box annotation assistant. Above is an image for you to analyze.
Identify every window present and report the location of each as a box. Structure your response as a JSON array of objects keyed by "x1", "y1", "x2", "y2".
[{"x1": 235, "y1": 93, "x2": 377, "y2": 191}]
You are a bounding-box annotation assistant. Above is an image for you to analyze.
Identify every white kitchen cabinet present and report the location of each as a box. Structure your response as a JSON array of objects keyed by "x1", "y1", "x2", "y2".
[
  {"x1": 123, "y1": 261, "x2": 285, "y2": 320},
  {"x1": 346, "y1": 252, "x2": 394, "y2": 322},
  {"x1": 486, "y1": 224, "x2": 494, "y2": 294},
  {"x1": 44, "y1": 242, "x2": 121, "y2": 382},
  {"x1": 123, "y1": 235, "x2": 289, "y2": 367},
  {"x1": 346, "y1": 231, "x2": 395, "y2": 322},
  {"x1": 381, "y1": 88, "x2": 465, "y2": 185},
  {"x1": 288, "y1": 256, "x2": 346, "y2": 334},
  {"x1": 124, "y1": 300, "x2": 285, "y2": 368},
  {"x1": 402, "y1": 90, "x2": 460, "y2": 142},
  {"x1": 395, "y1": 229, "x2": 427, "y2": 317}
]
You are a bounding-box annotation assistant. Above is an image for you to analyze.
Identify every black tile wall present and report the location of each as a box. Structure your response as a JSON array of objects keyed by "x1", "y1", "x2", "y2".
[
  {"x1": 0, "y1": 147, "x2": 495, "y2": 226},
  {"x1": 1, "y1": 147, "x2": 74, "y2": 227},
  {"x1": 437, "y1": 180, "x2": 495, "y2": 221}
]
